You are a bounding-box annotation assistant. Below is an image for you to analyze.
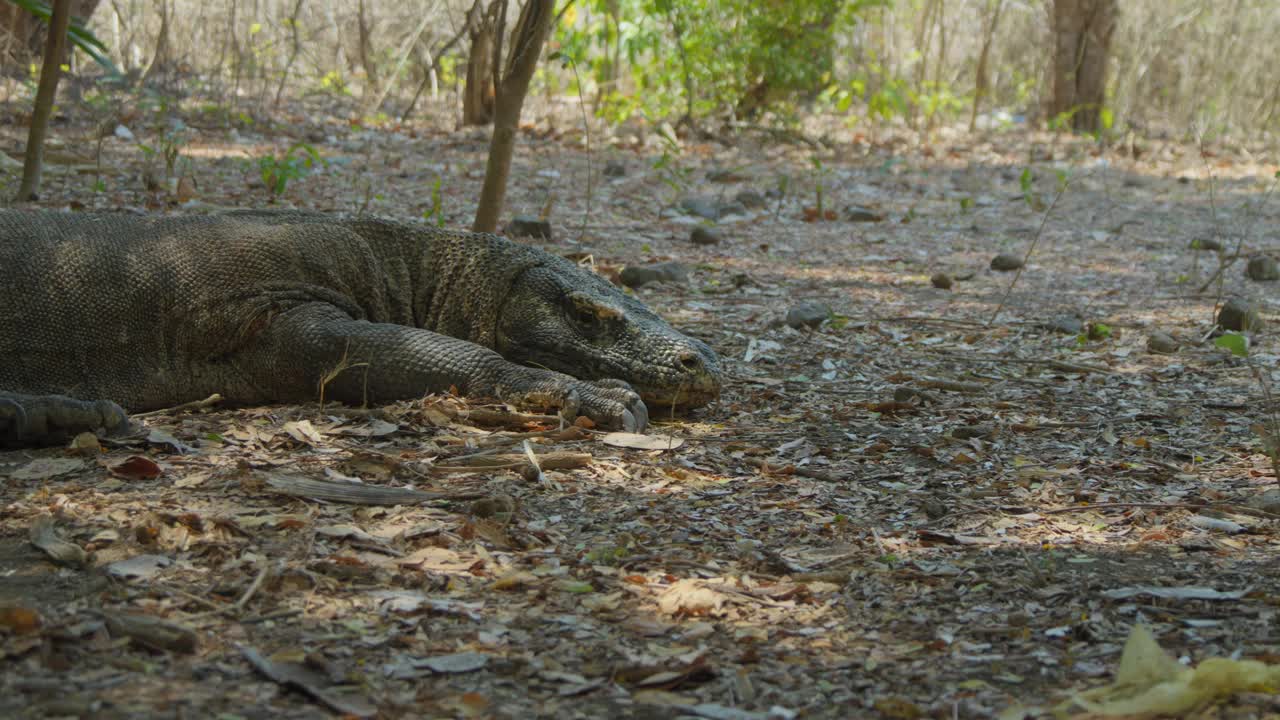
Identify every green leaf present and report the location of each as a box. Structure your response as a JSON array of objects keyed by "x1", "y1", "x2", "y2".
[
  {"x1": 1099, "y1": 107, "x2": 1114, "y2": 130},
  {"x1": 1214, "y1": 333, "x2": 1249, "y2": 357}
]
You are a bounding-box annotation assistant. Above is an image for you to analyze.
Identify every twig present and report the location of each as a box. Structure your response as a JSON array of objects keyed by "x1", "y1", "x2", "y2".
[
  {"x1": 235, "y1": 562, "x2": 272, "y2": 612},
  {"x1": 987, "y1": 176, "x2": 1071, "y2": 326},
  {"x1": 133, "y1": 393, "x2": 223, "y2": 418}
]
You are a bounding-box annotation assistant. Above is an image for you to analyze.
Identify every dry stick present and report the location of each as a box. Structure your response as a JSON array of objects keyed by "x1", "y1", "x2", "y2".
[
  {"x1": 742, "y1": 457, "x2": 840, "y2": 483},
  {"x1": 133, "y1": 393, "x2": 224, "y2": 418},
  {"x1": 401, "y1": 2, "x2": 475, "y2": 122},
  {"x1": 986, "y1": 178, "x2": 1071, "y2": 327},
  {"x1": 234, "y1": 562, "x2": 273, "y2": 612}
]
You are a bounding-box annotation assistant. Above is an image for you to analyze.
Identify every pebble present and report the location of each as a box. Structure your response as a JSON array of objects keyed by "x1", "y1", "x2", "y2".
[
  {"x1": 506, "y1": 216, "x2": 552, "y2": 240},
  {"x1": 690, "y1": 226, "x2": 723, "y2": 245},
  {"x1": 785, "y1": 302, "x2": 831, "y2": 329},
  {"x1": 990, "y1": 253, "x2": 1023, "y2": 271},
  {"x1": 619, "y1": 261, "x2": 690, "y2": 288}
]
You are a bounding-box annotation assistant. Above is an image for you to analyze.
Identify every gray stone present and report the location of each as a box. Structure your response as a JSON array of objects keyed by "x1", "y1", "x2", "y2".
[
  {"x1": 1218, "y1": 297, "x2": 1263, "y2": 332},
  {"x1": 1046, "y1": 315, "x2": 1084, "y2": 334},
  {"x1": 1249, "y1": 489, "x2": 1280, "y2": 515},
  {"x1": 735, "y1": 190, "x2": 766, "y2": 209},
  {"x1": 990, "y1": 254, "x2": 1023, "y2": 272},
  {"x1": 718, "y1": 201, "x2": 748, "y2": 217},
  {"x1": 505, "y1": 216, "x2": 552, "y2": 240},
  {"x1": 785, "y1": 302, "x2": 831, "y2": 329},
  {"x1": 1246, "y1": 256, "x2": 1279, "y2": 282},
  {"x1": 619, "y1": 261, "x2": 690, "y2": 288},
  {"x1": 679, "y1": 196, "x2": 720, "y2": 220},
  {"x1": 603, "y1": 160, "x2": 626, "y2": 178},
  {"x1": 843, "y1": 205, "x2": 884, "y2": 222},
  {"x1": 1190, "y1": 237, "x2": 1223, "y2": 252},
  {"x1": 690, "y1": 226, "x2": 723, "y2": 245},
  {"x1": 930, "y1": 273, "x2": 953, "y2": 290},
  {"x1": 1146, "y1": 331, "x2": 1179, "y2": 354}
]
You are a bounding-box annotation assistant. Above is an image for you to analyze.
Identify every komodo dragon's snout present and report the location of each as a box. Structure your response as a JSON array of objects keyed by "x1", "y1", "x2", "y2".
[{"x1": 495, "y1": 263, "x2": 722, "y2": 411}]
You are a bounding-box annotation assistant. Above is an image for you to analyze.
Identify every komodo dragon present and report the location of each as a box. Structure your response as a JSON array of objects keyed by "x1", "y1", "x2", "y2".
[{"x1": 0, "y1": 210, "x2": 722, "y2": 447}]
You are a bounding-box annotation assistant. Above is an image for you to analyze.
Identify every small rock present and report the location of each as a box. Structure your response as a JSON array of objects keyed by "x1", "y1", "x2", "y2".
[
  {"x1": 1217, "y1": 297, "x2": 1262, "y2": 332},
  {"x1": 707, "y1": 167, "x2": 747, "y2": 183},
  {"x1": 679, "y1": 196, "x2": 721, "y2": 221},
  {"x1": 1046, "y1": 315, "x2": 1084, "y2": 334},
  {"x1": 619, "y1": 261, "x2": 690, "y2": 288},
  {"x1": 717, "y1": 201, "x2": 748, "y2": 218},
  {"x1": 735, "y1": 189, "x2": 766, "y2": 209},
  {"x1": 953, "y1": 424, "x2": 994, "y2": 440},
  {"x1": 764, "y1": 187, "x2": 784, "y2": 200},
  {"x1": 1146, "y1": 331, "x2": 1179, "y2": 354},
  {"x1": 930, "y1": 273, "x2": 953, "y2": 290},
  {"x1": 603, "y1": 160, "x2": 626, "y2": 178},
  {"x1": 990, "y1": 254, "x2": 1023, "y2": 272},
  {"x1": 1246, "y1": 256, "x2": 1279, "y2": 282},
  {"x1": 690, "y1": 226, "x2": 723, "y2": 245},
  {"x1": 785, "y1": 302, "x2": 831, "y2": 329},
  {"x1": 1248, "y1": 489, "x2": 1280, "y2": 515},
  {"x1": 1190, "y1": 237, "x2": 1223, "y2": 252},
  {"x1": 843, "y1": 205, "x2": 884, "y2": 222},
  {"x1": 506, "y1": 216, "x2": 552, "y2": 240}
]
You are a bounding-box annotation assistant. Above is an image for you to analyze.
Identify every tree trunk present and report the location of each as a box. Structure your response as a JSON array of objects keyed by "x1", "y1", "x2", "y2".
[
  {"x1": 0, "y1": 0, "x2": 99, "y2": 67},
  {"x1": 472, "y1": 0, "x2": 555, "y2": 233},
  {"x1": 357, "y1": 0, "x2": 380, "y2": 103},
  {"x1": 17, "y1": 0, "x2": 72, "y2": 201},
  {"x1": 968, "y1": 0, "x2": 1005, "y2": 133},
  {"x1": 1049, "y1": 0, "x2": 1117, "y2": 133},
  {"x1": 462, "y1": 1, "x2": 499, "y2": 125}
]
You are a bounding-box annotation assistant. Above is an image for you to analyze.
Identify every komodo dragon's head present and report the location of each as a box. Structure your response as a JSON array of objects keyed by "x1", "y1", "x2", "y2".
[{"x1": 495, "y1": 259, "x2": 722, "y2": 411}]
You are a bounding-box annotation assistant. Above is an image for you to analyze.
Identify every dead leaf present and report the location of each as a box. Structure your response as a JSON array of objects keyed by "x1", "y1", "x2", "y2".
[
  {"x1": 602, "y1": 432, "x2": 685, "y2": 450},
  {"x1": 111, "y1": 455, "x2": 163, "y2": 480},
  {"x1": 10, "y1": 457, "x2": 84, "y2": 481}
]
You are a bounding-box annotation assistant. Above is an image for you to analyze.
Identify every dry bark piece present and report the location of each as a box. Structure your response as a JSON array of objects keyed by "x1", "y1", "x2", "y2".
[
  {"x1": 843, "y1": 205, "x2": 884, "y2": 222},
  {"x1": 239, "y1": 644, "x2": 376, "y2": 718},
  {"x1": 102, "y1": 612, "x2": 197, "y2": 654},
  {"x1": 28, "y1": 514, "x2": 88, "y2": 567},
  {"x1": 990, "y1": 253, "x2": 1023, "y2": 271},
  {"x1": 261, "y1": 472, "x2": 480, "y2": 505}
]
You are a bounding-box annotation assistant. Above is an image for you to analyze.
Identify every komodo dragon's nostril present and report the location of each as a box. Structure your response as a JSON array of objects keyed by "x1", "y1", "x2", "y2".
[{"x1": 678, "y1": 351, "x2": 702, "y2": 372}]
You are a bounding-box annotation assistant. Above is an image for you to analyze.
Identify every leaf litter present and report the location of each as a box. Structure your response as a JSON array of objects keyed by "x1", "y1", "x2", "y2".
[{"x1": 1, "y1": 111, "x2": 1279, "y2": 719}]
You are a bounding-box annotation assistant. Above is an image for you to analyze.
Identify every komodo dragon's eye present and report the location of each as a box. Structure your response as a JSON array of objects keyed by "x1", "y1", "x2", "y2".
[{"x1": 566, "y1": 292, "x2": 621, "y2": 335}]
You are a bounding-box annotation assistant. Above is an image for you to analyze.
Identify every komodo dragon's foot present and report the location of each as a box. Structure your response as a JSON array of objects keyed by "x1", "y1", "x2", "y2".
[
  {"x1": 0, "y1": 393, "x2": 132, "y2": 448},
  {"x1": 497, "y1": 374, "x2": 649, "y2": 432}
]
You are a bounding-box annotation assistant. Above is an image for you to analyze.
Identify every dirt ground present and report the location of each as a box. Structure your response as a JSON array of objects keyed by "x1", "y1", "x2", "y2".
[{"x1": 1, "y1": 97, "x2": 1278, "y2": 719}]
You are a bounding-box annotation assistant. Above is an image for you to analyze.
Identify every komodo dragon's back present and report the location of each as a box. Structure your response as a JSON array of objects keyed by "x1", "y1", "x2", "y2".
[{"x1": 0, "y1": 210, "x2": 722, "y2": 446}]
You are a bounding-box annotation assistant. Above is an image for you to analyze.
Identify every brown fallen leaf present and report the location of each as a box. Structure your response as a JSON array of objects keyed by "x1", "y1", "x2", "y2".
[{"x1": 111, "y1": 455, "x2": 163, "y2": 480}]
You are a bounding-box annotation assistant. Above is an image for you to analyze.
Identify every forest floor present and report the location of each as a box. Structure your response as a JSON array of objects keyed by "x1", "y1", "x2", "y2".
[{"x1": 1, "y1": 92, "x2": 1278, "y2": 719}]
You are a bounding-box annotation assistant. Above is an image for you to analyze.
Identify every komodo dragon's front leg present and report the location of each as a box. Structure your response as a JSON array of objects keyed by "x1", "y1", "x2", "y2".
[{"x1": 247, "y1": 303, "x2": 650, "y2": 431}]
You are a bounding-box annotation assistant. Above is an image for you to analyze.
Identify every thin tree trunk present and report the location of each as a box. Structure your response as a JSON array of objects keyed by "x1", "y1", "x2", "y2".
[
  {"x1": 357, "y1": 0, "x2": 380, "y2": 102},
  {"x1": 1050, "y1": 0, "x2": 1117, "y2": 133},
  {"x1": 472, "y1": 0, "x2": 555, "y2": 233},
  {"x1": 969, "y1": 0, "x2": 1005, "y2": 132},
  {"x1": 403, "y1": 4, "x2": 474, "y2": 122},
  {"x1": 17, "y1": 0, "x2": 72, "y2": 201},
  {"x1": 463, "y1": 1, "x2": 498, "y2": 125},
  {"x1": 273, "y1": 0, "x2": 306, "y2": 107}
]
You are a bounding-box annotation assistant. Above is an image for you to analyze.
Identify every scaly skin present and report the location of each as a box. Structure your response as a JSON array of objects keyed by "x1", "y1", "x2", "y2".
[{"x1": 0, "y1": 210, "x2": 722, "y2": 446}]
